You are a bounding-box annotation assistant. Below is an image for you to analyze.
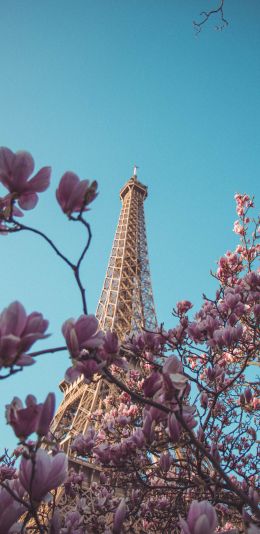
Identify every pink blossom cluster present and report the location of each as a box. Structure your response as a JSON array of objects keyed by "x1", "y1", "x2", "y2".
[
  {"x1": 142, "y1": 355, "x2": 196, "y2": 444},
  {"x1": 0, "y1": 152, "x2": 259, "y2": 533},
  {"x1": 234, "y1": 193, "x2": 253, "y2": 217},
  {"x1": 233, "y1": 220, "x2": 245, "y2": 235}
]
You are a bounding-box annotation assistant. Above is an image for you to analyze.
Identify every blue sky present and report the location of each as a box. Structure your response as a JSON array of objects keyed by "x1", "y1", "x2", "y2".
[{"x1": 0, "y1": 0, "x2": 259, "y2": 450}]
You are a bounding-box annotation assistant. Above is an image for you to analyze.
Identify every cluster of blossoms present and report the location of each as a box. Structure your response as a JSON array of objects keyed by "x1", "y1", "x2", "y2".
[
  {"x1": 63, "y1": 314, "x2": 126, "y2": 383},
  {"x1": 0, "y1": 147, "x2": 98, "y2": 224},
  {"x1": 0, "y1": 391, "x2": 68, "y2": 532},
  {"x1": 0, "y1": 149, "x2": 259, "y2": 533}
]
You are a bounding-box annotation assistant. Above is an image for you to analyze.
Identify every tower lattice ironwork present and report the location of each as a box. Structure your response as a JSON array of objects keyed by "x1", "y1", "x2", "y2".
[{"x1": 50, "y1": 171, "x2": 157, "y2": 471}]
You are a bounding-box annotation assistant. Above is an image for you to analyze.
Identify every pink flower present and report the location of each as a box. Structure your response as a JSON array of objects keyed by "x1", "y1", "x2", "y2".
[
  {"x1": 6, "y1": 395, "x2": 41, "y2": 439},
  {"x1": 180, "y1": 500, "x2": 218, "y2": 534},
  {"x1": 233, "y1": 220, "x2": 245, "y2": 235},
  {"x1": 0, "y1": 479, "x2": 25, "y2": 534},
  {"x1": 0, "y1": 147, "x2": 51, "y2": 210},
  {"x1": 177, "y1": 300, "x2": 193, "y2": 314},
  {"x1": 71, "y1": 427, "x2": 97, "y2": 455},
  {"x1": 56, "y1": 171, "x2": 98, "y2": 216},
  {"x1": 65, "y1": 358, "x2": 100, "y2": 383},
  {"x1": 6, "y1": 393, "x2": 55, "y2": 439},
  {"x1": 19, "y1": 448, "x2": 68, "y2": 502},
  {"x1": 62, "y1": 314, "x2": 103, "y2": 359},
  {"x1": 0, "y1": 301, "x2": 49, "y2": 369}
]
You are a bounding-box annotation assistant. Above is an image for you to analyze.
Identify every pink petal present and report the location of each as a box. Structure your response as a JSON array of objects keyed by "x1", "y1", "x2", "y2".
[
  {"x1": 18, "y1": 192, "x2": 38, "y2": 210},
  {"x1": 16, "y1": 354, "x2": 35, "y2": 366},
  {"x1": 0, "y1": 147, "x2": 15, "y2": 182},
  {"x1": 58, "y1": 172, "x2": 80, "y2": 198},
  {"x1": 113, "y1": 499, "x2": 127, "y2": 533},
  {"x1": 163, "y1": 355, "x2": 183, "y2": 375},
  {"x1": 76, "y1": 315, "x2": 99, "y2": 341},
  {"x1": 61, "y1": 318, "x2": 74, "y2": 338},
  {"x1": 56, "y1": 172, "x2": 80, "y2": 213},
  {"x1": 19, "y1": 332, "x2": 50, "y2": 353},
  {"x1": 0, "y1": 335, "x2": 20, "y2": 363},
  {"x1": 194, "y1": 515, "x2": 211, "y2": 534},
  {"x1": 12, "y1": 151, "x2": 34, "y2": 188},
  {"x1": 12, "y1": 205, "x2": 24, "y2": 217},
  {"x1": 46, "y1": 453, "x2": 68, "y2": 489},
  {"x1": 0, "y1": 301, "x2": 27, "y2": 336},
  {"x1": 37, "y1": 392, "x2": 55, "y2": 436},
  {"x1": 67, "y1": 179, "x2": 89, "y2": 212},
  {"x1": 27, "y1": 166, "x2": 51, "y2": 192},
  {"x1": 23, "y1": 312, "x2": 49, "y2": 335},
  {"x1": 65, "y1": 366, "x2": 81, "y2": 383}
]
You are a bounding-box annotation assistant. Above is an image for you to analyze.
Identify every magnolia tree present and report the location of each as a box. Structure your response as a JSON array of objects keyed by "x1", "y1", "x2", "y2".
[{"x1": 0, "y1": 147, "x2": 259, "y2": 534}]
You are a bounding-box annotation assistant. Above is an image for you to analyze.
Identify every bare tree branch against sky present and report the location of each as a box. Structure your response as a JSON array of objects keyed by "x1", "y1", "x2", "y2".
[{"x1": 194, "y1": 0, "x2": 228, "y2": 33}]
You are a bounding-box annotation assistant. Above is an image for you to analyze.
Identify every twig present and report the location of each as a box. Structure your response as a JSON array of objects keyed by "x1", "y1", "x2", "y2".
[{"x1": 193, "y1": 0, "x2": 228, "y2": 34}]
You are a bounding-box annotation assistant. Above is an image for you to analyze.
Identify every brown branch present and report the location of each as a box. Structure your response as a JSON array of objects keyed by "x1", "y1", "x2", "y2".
[
  {"x1": 102, "y1": 367, "x2": 260, "y2": 519},
  {"x1": 193, "y1": 0, "x2": 228, "y2": 33}
]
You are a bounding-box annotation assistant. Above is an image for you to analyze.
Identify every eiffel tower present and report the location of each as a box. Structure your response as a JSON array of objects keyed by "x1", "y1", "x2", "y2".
[{"x1": 50, "y1": 168, "x2": 157, "y2": 480}]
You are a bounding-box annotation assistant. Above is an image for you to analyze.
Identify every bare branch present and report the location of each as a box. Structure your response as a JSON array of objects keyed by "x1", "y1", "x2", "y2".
[{"x1": 193, "y1": 0, "x2": 229, "y2": 34}]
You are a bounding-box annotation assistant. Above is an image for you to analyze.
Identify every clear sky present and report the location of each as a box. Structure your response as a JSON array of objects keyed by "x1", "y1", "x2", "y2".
[{"x1": 0, "y1": 0, "x2": 259, "y2": 450}]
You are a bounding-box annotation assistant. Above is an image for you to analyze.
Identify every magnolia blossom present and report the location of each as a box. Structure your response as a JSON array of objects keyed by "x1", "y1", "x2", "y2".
[
  {"x1": 177, "y1": 300, "x2": 193, "y2": 314},
  {"x1": 6, "y1": 392, "x2": 55, "y2": 439},
  {"x1": 0, "y1": 479, "x2": 25, "y2": 534},
  {"x1": 0, "y1": 147, "x2": 51, "y2": 210},
  {"x1": 19, "y1": 448, "x2": 68, "y2": 502},
  {"x1": 62, "y1": 314, "x2": 103, "y2": 359},
  {"x1": 180, "y1": 500, "x2": 218, "y2": 534},
  {"x1": 159, "y1": 451, "x2": 172, "y2": 472},
  {"x1": 56, "y1": 171, "x2": 98, "y2": 216},
  {"x1": 71, "y1": 427, "x2": 97, "y2": 455},
  {"x1": 233, "y1": 220, "x2": 245, "y2": 235},
  {"x1": 0, "y1": 301, "x2": 49, "y2": 369},
  {"x1": 234, "y1": 192, "x2": 253, "y2": 216}
]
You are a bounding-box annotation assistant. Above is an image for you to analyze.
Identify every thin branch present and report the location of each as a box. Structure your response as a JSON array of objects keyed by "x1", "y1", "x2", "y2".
[
  {"x1": 102, "y1": 367, "x2": 260, "y2": 519},
  {"x1": 13, "y1": 221, "x2": 74, "y2": 269},
  {"x1": 193, "y1": 0, "x2": 228, "y2": 34},
  {"x1": 28, "y1": 346, "x2": 67, "y2": 358}
]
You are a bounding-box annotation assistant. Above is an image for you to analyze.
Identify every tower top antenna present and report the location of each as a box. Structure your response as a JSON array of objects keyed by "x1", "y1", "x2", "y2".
[{"x1": 133, "y1": 164, "x2": 139, "y2": 177}]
